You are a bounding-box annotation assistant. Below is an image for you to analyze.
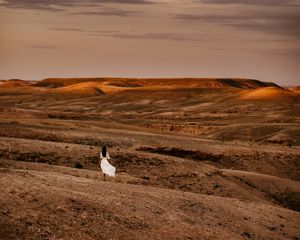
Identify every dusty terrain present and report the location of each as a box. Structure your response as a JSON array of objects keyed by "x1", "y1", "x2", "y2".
[{"x1": 0, "y1": 77, "x2": 299, "y2": 240}]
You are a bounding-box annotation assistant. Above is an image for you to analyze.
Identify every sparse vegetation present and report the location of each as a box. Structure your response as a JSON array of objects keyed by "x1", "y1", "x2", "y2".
[{"x1": 74, "y1": 162, "x2": 83, "y2": 169}]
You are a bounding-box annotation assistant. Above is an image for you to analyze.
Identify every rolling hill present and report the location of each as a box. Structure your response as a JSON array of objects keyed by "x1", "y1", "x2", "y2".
[
  {"x1": 0, "y1": 76, "x2": 299, "y2": 239},
  {"x1": 34, "y1": 77, "x2": 280, "y2": 90}
]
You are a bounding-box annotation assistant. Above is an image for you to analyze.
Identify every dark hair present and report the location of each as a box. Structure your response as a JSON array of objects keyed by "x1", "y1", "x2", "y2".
[{"x1": 102, "y1": 145, "x2": 107, "y2": 158}]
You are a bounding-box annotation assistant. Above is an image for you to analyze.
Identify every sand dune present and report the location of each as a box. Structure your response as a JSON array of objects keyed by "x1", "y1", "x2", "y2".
[
  {"x1": 53, "y1": 82, "x2": 105, "y2": 96},
  {"x1": 240, "y1": 87, "x2": 299, "y2": 101}
]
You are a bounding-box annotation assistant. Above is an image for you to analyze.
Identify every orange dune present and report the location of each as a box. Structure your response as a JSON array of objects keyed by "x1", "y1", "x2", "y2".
[
  {"x1": 239, "y1": 87, "x2": 299, "y2": 101},
  {"x1": 51, "y1": 81, "x2": 143, "y2": 95},
  {"x1": 52, "y1": 82, "x2": 105, "y2": 96}
]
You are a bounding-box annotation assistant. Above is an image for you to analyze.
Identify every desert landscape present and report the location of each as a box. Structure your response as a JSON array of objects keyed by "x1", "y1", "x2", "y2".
[{"x1": 0, "y1": 77, "x2": 299, "y2": 240}]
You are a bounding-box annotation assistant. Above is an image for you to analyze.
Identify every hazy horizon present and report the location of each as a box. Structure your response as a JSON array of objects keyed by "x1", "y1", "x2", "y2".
[{"x1": 1, "y1": 0, "x2": 300, "y2": 85}]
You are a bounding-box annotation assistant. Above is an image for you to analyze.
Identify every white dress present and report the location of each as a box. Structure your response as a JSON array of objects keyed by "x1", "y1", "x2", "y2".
[{"x1": 100, "y1": 152, "x2": 116, "y2": 177}]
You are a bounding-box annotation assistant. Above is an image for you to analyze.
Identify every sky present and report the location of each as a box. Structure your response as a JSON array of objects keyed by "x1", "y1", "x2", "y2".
[{"x1": 0, "y1": 0, "x2": 300, "y2": 85}]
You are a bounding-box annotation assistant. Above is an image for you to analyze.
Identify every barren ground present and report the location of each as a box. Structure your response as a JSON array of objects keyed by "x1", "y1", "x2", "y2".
[{"x1": 0, "y1": 78, "x2": 299, "y2": 240}]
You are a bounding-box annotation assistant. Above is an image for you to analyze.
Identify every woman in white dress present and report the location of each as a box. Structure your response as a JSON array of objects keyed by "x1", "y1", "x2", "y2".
[{"x1": 99, "y1": 145, "x2": 116, "y2": 181}]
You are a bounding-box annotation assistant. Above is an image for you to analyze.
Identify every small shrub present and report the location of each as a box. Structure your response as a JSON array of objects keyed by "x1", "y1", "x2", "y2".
[{"x1": 74, "y1": 162, "x2": 83, "y2": 169}]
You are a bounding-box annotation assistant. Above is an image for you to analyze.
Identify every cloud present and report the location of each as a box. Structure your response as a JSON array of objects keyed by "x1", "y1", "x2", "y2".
[
  {"x1": 71, "y1": 8, "x2": 137, "y2": 17},
  {"x1": 259, "y1": 48, "x2": 300, "y2": 57},
  {"x1": 49, "y1": 27, "x2": 206, "y2": 41},
  {"x1": 176, "y1": 9, "x2": 300, "y2": 37},
  {"x1": 49, "y1": 27, "x2": 119, "y2": 34},
  {"x1": 48, "y1": 27, "x2": 86, "y2": 32},
  {"x1": 88, "y1": 32, "x2": 208, "y2": 41},
  {"x1": 202, "y1": 0, "x2": 300, "y2": 6},
  {"x1": 28, "y1": 44, "x2": 60, "y2": 49},
  {"x1": 0, "y1": 0, "x2": 152, "y2": 11}
]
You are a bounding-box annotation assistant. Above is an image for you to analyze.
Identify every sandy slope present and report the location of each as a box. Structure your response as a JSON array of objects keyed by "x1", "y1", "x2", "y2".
[
  {"x1": 240, "y1": 87, "x2": 299, "y2": 101},
  {"x1": 54, "y1": 82, "x2": 105, "y2": 96},
  {"x1": 222, "y1": 170, "x2": 300, "y2": 211},
  {"x1": 1, "y1": 163, "x2": 299, "y2": 240},
  {"x1": 52, "y1": 81, "x2": 142, "y2": 95}
]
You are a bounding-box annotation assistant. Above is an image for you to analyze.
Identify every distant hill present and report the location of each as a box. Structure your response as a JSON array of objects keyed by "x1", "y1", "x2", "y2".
[
  {"x1": 2, "y1": 77, "x2": 292, "y2": 100},
  {"x1": 290, "y1": 86, "x2": 300, "y2": 92},
  {"x1": 0, "y1": 79, "x2": 32, "y2": 88},
  {"x1": 34, "y1": 77, "x2": 280, "y2": 90}
]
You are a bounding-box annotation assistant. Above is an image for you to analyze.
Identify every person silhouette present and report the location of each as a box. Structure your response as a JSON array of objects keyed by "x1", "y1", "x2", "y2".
[{"x1": 99, "y1": 144, "x2": 116, "y2": 181}]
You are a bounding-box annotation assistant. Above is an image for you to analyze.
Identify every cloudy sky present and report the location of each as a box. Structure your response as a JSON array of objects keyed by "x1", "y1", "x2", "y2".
[{"x1": 0, "y1": 0, "x2": 299, "y2": 85}]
